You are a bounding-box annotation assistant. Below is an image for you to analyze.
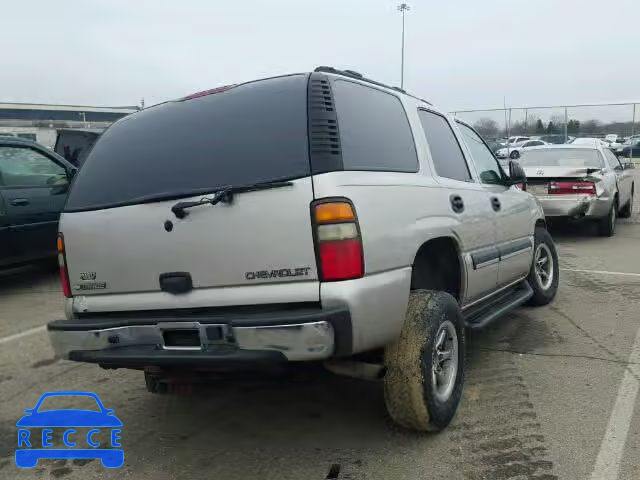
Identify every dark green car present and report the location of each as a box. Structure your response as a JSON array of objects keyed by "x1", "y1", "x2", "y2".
[{"x1": 0, "y1": 137, "x2": 76, "y2": 268}]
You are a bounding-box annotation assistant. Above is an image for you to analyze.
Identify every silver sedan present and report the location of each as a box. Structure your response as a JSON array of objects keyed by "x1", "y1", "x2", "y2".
[{"x1": 517, "y1": 144, "x2": 635, "y2": 236}]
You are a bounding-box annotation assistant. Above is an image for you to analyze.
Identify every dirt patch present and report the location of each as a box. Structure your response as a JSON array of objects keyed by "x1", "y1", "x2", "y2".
[
  {"x1": 447, "y1": 356, "x2": 558, "y2": 479},
  {"x1": 50, "y1": 466, "x2": 73, "y2": 477}
]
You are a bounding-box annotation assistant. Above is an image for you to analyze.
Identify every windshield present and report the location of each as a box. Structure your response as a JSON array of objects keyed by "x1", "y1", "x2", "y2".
[
  {"x1": 519, "y1": 148, "x2": 604, "y2": 168},
  {"x1": 65, "y1": 75, "x2": 310, "y2": 212}
]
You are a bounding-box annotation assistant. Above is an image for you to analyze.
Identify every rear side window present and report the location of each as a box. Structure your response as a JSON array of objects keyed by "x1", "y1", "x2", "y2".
[
  {"x1": 603, "y1": 149, "x2": 622, "y2": 169},
  {"x1": 418, "y1": 110, "x2": 471, "y2": 182},
  {"x1": 66, "y1": 75, "x2": 310, "y2": 212},
  {"x1": 332, "y1": 80, "x2": 418, "y2": 172}
]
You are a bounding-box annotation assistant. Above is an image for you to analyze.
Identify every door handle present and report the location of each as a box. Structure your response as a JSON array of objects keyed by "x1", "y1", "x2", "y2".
[
  {"x1": 490, "y1": 197, "x2": 501, "y2": 212},
  {"x1": 10, "y1": 198, "x2": 30, "y2": 207},
  {"x1": 450, "y1": 194, "x2": 464, "y2": 214}
]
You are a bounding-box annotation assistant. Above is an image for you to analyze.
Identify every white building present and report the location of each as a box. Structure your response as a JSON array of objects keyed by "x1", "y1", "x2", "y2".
[{"x1": 0, "y1": 102, "x2": 138, "y2": 147}]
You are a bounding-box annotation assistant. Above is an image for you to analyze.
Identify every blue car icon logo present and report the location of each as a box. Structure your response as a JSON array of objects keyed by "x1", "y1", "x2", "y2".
[{"x1": 15, "y1": 391, "x2": 123, "y2": 468}]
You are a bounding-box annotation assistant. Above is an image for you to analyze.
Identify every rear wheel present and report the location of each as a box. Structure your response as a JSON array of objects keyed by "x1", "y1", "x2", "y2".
[
  {"x1": 384, "y1": 290, "x2": 465, "y2": 432},
  {"x1": 526, "y1": 227, "x2": 559, "y2": 306},
  {"x1": 598, "y1": 200, "x2": 617, "y2": 237},
  {"x1": 510, "y1": 150, "x2": 520, "y2": 159},
  {"x1": 619, "y1": 188, "x2": 634, "y2": 218}
]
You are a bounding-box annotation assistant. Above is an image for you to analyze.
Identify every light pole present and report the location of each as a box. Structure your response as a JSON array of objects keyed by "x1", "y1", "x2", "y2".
[{"x1": 397, "y1": 3, "x2": 410, "y2": 89}]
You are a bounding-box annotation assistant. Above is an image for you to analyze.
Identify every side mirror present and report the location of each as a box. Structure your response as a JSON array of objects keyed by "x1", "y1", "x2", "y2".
[
  {"x1": 508, "y1": 160, "x2": 527, "y2": 185},
  {"x1": 623, "y1": 162, "x2": 635, "y2": 170}
]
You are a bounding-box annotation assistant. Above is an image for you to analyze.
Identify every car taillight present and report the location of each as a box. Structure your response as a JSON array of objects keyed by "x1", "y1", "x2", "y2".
[
  {"x1": 514, "y1": 182, "x2": 526, "y2": 191},
  {"x1": 57, "y1": 234, "x2": 72, "y2": 298},
  {"x1": 548, "y1": 181, "x2": 596, "y2": 195},
  {"x1": 312, "y1": 200, "x2": 364, "y2": 282}
]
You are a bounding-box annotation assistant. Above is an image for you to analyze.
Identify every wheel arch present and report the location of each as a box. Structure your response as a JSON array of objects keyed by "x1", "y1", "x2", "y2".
[{"x1": 410, "y1": 236, "x2": 464, "y2": 302}]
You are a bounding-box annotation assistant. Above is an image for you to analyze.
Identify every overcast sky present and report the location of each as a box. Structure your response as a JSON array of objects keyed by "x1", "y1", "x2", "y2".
[{"x1": 3, "y1": 0, "x2": 639, "y2": 116}]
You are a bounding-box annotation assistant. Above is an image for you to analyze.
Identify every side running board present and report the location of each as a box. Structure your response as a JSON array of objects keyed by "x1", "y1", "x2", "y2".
[{"x1": 464, "y1": 281, "x2": 533, "y2": 330}]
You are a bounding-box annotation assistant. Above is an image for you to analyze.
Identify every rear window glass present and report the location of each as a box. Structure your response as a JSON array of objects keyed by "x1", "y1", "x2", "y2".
[
  {"x1": 55, "y1": 131, "x2": 102, "y2": 167},
  {"x1": 66, "y1": 75, "x2": 310, "y2": 212},
  {"x1": 333, "y1": 80, "x2": 418, "y2": 172},
  {"x1": 519, "y1": 149, "x2": 604, "y2": 168}
]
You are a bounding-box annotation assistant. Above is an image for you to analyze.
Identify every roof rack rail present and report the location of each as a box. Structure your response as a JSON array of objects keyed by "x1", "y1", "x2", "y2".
[{"x1": 313, "y1": 66, "x2": 432, "y2": 105}]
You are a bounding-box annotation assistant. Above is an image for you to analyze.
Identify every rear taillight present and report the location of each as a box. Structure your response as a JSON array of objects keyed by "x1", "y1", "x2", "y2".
[
  {"x1": 514, "y1": 182, "x2": 526, "y2": 191},
  {"x1": 57, "y1": 234, "x2": 72, "y2": 298},
  {"x1": 548, "y1": 181, "x2": 596, "y2": 195},
  {"x1": 312, "y1": 200, "x2": 364, "y2": 282}
]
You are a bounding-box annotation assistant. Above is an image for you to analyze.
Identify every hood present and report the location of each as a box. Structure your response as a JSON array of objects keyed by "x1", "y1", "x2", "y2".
[{"x1": 523, "y1": 166, "x2": 603, "y2": 178}]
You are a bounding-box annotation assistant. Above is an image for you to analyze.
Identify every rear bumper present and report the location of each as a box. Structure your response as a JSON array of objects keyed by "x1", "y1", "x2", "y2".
[
  {"x1": 48, "y1": 307, "x2": 351, "y2": 367},
  {"x1": 532, "y1": 194, "x2": 611, "y2": 219}
]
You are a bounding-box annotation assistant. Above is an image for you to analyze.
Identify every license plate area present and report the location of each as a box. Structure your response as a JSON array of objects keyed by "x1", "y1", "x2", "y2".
[
  {"x1": 157, "y1": 322, "x2": 234, "y2": 351},
  {"x1": 162, "y1": 329, "x2": 200, "y2": 348},
  {"x1": 527, "y1": 183, "x2": 549, "y2": 195}
]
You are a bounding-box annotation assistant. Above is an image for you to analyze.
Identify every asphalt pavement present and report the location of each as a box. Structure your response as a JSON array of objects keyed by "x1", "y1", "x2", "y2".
[{"x1": 1, "y1": 173, "x2": 639, "y2": 480}]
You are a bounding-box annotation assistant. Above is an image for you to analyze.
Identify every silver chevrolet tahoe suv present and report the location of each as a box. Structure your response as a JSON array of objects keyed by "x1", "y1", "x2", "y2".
[{"x1": 48, "y1": 67, "x2": 559, "y2": 432}]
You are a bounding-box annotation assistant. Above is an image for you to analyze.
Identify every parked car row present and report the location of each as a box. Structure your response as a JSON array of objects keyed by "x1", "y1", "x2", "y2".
[{"x1": 490, "y1": 133, "x2": 639, "y2": 161}]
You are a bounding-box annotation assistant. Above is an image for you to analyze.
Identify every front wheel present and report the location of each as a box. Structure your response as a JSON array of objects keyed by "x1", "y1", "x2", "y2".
[
  {"x1": 384, "y1": 290, "x2": 465, "y2": 432},
  {"x1": 510, "y1": 150, "x2": 520, "y2": 159},
  {"x1": 526, "y1": 227, "x2": 559, "y2": 306}
]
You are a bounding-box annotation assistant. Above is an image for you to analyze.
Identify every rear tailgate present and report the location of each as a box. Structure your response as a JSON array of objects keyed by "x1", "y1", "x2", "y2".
[{"x1": 61, "y1": 74, "x2": 320, "y2": 309}]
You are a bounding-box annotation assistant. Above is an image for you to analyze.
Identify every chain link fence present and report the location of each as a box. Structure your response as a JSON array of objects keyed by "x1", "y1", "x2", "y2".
[{"x1": 451, "y1": 102, "x2": 639, "y2": 160}]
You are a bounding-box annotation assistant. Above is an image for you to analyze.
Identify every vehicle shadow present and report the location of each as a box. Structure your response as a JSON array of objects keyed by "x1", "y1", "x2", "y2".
[
  {"x1": 0, "y1": 263, "x2": 58, "y2": 295},
  {"x1": 108, "y1": 310, "x2": 554, "y2": 479},
  {"x1": 546, "y1": 219, "x2": 600, "y2": 239},
  {"x1": 116, "y1": 368, "x2": 436, "y2": 479}
]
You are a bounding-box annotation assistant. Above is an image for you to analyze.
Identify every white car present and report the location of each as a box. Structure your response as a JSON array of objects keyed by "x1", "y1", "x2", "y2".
[
  {"x1": 496, "y1": 139, "x2": 548, "y2": 159},
  {"x1": 604, "y1": 139, "x2": 623, "y2": 150},
  {"x1": 570, "y1": 137, "x2": 610, "y2": 148}
]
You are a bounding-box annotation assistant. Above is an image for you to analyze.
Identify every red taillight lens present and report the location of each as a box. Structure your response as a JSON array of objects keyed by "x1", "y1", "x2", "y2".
[
  {"x1": 57, "y1": 234, "x2": 72, "y2": 298},
  {"x1": 312, "y1": 200, "x2": 364, "y2": 282},
  {"x1": 183, "y1": 84, "x2": 235, "y2": 100},
  {"x1": 319, "y1": 240, "x2": 364, "y2": 281},
  {"x1": 548, "y1": 181, "x2": 596, "y2": 195},
  {"x1": 514, "y1": 182, "x2": 526, "y2": 191}
]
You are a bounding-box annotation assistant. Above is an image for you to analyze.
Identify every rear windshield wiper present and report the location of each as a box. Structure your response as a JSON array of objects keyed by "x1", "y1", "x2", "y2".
[{"x1": 170, "y1": 180, "x2": 294, "y2": 219}]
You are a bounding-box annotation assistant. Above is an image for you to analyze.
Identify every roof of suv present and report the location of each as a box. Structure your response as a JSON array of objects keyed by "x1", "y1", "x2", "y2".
[{"x1": 313, "y1": 66, "x2": 433, "y2": 106}]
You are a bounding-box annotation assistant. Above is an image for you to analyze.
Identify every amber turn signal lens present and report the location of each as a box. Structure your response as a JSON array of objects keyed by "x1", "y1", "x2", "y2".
[
  {"x1": 314, "y1": 202, "x2": 355, "y2": 224},
  {"x1": 57, "y1": 235, "x2": 64, "y2": 253}
]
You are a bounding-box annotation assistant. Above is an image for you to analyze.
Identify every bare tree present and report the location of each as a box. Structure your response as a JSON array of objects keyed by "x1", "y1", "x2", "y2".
[
  {"x1": 581, "y1": 120, "x2": 602, "y2": 135},
  {"x1": 472, "y1": 118, "x2": 499, "y2": 138}
]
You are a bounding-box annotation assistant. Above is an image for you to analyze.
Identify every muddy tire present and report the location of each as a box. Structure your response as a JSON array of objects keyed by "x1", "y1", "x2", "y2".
[
  {"x1": 526, "y1": 227, "x2": 559, "y2": 306},
  {"x1": 598, "y1": 200, "x2": 617, "y2": 237},
  {"x1": 383, "y1": 290, "x2": 465, "y2": 432}
]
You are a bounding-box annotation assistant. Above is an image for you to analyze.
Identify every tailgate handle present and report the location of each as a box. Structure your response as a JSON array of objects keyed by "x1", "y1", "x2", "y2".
[{"x1": 159, "y1": 272, "x2": 193, "y2": 294}]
